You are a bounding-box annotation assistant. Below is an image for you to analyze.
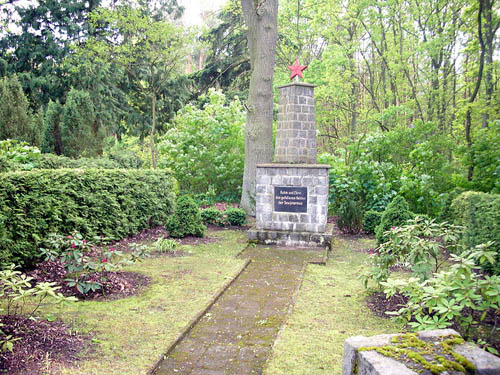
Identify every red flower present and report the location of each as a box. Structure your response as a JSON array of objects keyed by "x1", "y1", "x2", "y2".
[
  {"x1": 102, "y1": 258, "x2": 108, "y2": 263},
  {"x1": 391, "y1": 227, "x2": 396, "y2": 230},
  {"x1": 67, "y1": 235, "x2": 72, "y2": 239},
  {"x1": 71, "y1": 244, "x2": 77, "y2": 249},
  {"x1": 83, "y1": 240, "x2": 87, "y2": 244}
]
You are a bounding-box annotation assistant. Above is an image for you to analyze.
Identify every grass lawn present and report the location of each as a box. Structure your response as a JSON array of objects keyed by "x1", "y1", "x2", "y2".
[
  {"x1": 264, "y1": 235, "x2": 404, "y2": 375},
  {"x1": 36, "y1": 229, "x2": 248, "y2": 375}
]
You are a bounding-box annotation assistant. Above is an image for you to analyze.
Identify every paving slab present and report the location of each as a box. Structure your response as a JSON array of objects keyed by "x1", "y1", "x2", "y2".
[{"x1": 153, "y1": 245, "x2": 325, "y2": 375}]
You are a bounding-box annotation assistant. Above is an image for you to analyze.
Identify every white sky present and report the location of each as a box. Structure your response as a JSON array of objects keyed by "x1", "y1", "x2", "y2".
[{"x1": 180, "y1": 0, "x2": 227, "y2": 25}]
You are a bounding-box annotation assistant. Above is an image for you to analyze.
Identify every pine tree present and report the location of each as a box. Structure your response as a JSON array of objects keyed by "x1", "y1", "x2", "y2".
[
  {"x1": 61, "y1": 89, "x2": 101, "y2": 157},
  {"x1": 0, "y1": 75, "x2": 32, "y2": 142},
  {"x1": 42, "y1": 100, "x2": 63, "y2": 155}
]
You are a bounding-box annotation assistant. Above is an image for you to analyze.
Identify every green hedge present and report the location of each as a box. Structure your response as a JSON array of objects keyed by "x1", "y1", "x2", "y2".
[
  {"x1": 0, "y1": 169, "x2": 177, "y2": 267},
  {"x1": 34, "y1": 153, "x2": 125, "y2": 169},
  {"x1": 451, "y1": 191, "x2": 500, "y2": 274}
]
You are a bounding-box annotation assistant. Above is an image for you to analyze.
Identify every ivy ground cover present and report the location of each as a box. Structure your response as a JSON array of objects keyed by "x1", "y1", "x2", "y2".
[{"x1": 26, "y1": 229, "x2": 247, "y2": 375}]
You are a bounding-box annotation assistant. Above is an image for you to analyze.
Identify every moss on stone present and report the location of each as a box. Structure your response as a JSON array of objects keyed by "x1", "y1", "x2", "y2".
[{"x1": 358, "y1": 333, "x2": 475, "y2": 375}]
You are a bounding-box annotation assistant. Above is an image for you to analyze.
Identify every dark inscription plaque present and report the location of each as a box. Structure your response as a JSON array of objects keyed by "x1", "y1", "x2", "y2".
[{"x1": 274, "y1": 186, "x2": 308, "y2": 213}]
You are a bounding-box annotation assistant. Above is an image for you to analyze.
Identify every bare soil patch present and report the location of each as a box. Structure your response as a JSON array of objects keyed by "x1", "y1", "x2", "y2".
[
  {"x1": 366, "y1": 291, "x2": 408, "y2": 318},
  {"x1": 28, "y1": 260, "x2": 150, "y2": 300},
  {"x1": 0, "y1": 316, "x2": 85, "y2": 375}
]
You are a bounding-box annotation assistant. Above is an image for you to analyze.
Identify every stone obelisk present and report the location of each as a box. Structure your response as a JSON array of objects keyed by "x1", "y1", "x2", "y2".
[{"x1": 248, "y1": 60, "x2": 332, "y2": 247}]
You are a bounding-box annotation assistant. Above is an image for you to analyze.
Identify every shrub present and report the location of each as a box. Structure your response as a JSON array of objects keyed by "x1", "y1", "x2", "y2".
[
  {"x1": 337, "y1": 198, "x2": 364, "y2": 234},
  {"x1": 225, "y1": 208, "x2": 246, "y2": 226},
  {"x1": 362, "y1": 218, "x2": 463, "y2": 286},
  {"x1": 381, "y1": 244, "x2": 499, "y2": 340},
  {"x1": 201, "y1": 207, "x2": 223, "y2": 225},
  {"x1": 375, "y1": 195, "x2": 413, "y2": 244},
  {"x1": 0, "y1": 140, "x2": 41, "y2": 172},
  {"x1": 158, "y1": 89, "x2": 245, "y2": 201},
  {"x1": 363, "y1": 210, "x2": 382, "y2": 234},
  {"x1": 166, "y1": 195, "x2": 205, "y2": 238},
  {"x1": 39, "y1": 232, "x2": 146, "y2": 295},
  {"x1": 0, "y1": 264, "x2": 77, "y2": 318},
  {"x1": 451, "y1": 191, "x2": 500, "y2": 274},
  {"x1": 438, "y1": 187, "x2": 465, "y2": 223},
  {"x1": 0, "y1": 169, "x2": 177, "y2": 267},
  {"x1": 154, "y1": 237, "x2": 178, "y2": 253},
  {"x1": 34, "y1": 153, "x2": 123, "y2": 169}
]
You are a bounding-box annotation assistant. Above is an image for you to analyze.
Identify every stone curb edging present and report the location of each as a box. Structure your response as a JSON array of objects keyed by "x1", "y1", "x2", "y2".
[
  {"x1": 263, "y1": 245, "x2": 329, "y2": 373},
  {"x1": 148, "y1": 257, "x2": 252, "y2": 375}
]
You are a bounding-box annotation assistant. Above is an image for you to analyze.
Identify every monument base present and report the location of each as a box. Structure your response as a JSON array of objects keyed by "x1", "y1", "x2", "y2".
[{"x1": 248, "y1": 223, "x2": 333, "y2": 248}]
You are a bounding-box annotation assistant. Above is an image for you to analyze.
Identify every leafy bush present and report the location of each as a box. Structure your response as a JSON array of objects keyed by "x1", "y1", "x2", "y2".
[
  {"x1": 154, "y1": 238, "x2": 178, "y2": 253},
  {"x1": 451, "y1": 191, "x2": 500, "y2": 274},
  {"x1": 382, "y1": 244, "x2": 499, "y2": 341},
  {"x1": 0, "y1": 264, "x2": 77, "y2": 318},
  {"x1": 468, "y1": 121, "x2": 500, "y2": 193},
  {"x1": 166, "y1": 195, "x2": 205, "y2": 238},
  {"x1": 193, "y1": 185, "x2": 217, "y2": 207},
  {"x1": 201, "y1": 207, "x2": 223, "y2": 225},
  {"x1": 337, "y1": 198, "x2": 364, "y2": 234},
  {"x1": 375, "y1": 195, "x2": 413, "y2": 244},
  {"x1": 158, "y1": 89, "x2": 245, "y2": 201},
  {"x1": 40, "y1": 232, "x2": 144, "y2": 295},
  {"x1": 0, "y1": 169, "x2": 177, "y2": 267},
  {"x1": 362, "y1": 218, "x2": 463, "y2": 286},
  {"x1": 225, "y1": 207, "x2": 246, "y2": 226},
  {"x1": 0, "y1": 140, "x2": 41, "y2": 172},
  {"x1": 363, "y1": 210, "x2": 382, "y2": 234}
]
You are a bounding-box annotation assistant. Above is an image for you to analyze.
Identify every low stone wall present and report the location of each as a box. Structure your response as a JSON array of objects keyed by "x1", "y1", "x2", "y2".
[
  {"x1": 342, "y1": 329, "x2": 500, "y2": 375},
  {"x1": 255, "y1": 163, "x2": 330, "y2": 234}
]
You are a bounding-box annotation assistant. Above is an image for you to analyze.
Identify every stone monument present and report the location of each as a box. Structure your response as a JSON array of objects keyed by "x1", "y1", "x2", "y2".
[{"x1": 248, "y1": 60, "x2": 332, "y2": 247}]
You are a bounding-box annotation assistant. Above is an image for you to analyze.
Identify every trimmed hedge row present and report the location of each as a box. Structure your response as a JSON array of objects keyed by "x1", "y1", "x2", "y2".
[
  {"x1": 452, "y1": 191, "x2": 500, "y2": 274},
  {"x1": 0, "y1": 169, "x2": 177, "y2": 267}
]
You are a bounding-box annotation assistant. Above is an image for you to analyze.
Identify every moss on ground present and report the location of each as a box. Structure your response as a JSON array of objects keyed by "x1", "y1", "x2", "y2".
[{"x1": 264, "y1": 236, "x2": 403, "y2": 375}]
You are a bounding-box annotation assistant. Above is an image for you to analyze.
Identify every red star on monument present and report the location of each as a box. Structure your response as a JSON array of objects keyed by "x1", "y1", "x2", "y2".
[{"x1": 288, "y1": 58, "x2": 307, "y2": 81}]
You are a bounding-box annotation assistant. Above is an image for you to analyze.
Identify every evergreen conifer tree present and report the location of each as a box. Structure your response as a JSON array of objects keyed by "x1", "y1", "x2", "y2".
[
  {"x1": 42, "y1": 100, "x2": 63, "y2": 154},
  {"x1": 61, "y1": 89, "x2": 101, "y2": 157},
  {"x1": 0, "y1": 75, "x2": 32, "y2": 142}
]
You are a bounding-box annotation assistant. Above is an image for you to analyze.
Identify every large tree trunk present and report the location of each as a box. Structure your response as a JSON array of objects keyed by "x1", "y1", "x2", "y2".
[{"x1": 240, "y1": 0, "x2": 279, "y2": 215}]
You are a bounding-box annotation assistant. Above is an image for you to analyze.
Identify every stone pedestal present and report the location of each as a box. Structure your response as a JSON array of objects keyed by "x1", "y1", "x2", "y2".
[{"x1": 248, "y1": 82, "x2": 332, "y2": 248}]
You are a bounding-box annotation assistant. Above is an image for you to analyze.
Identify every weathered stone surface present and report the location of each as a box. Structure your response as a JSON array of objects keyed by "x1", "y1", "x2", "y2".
[
  {"x1": 247, "y1": 224, "x2": 333, "y2": 248},
  {"x1": 274, "y1": 83, "x2": 317, "y2": 164},
  {"x1": 342, "y1": 330, "x2": 500, "y2": 375},
  {"x1": 454, "y1": 343, "x2": 500, "y2": 375},
  {"x1": 358, "y1": 351, "x2": 418, "y2": 375},
  {"x1": 255, "y1": 164, "x2": 330, "y2": 233},
  {"x1": 342, "y1": 334, "x2": 397, "y2": 375}
]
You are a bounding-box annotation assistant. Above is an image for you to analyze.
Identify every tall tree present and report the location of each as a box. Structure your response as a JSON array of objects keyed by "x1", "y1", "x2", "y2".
[
  {"x1": 86, "y1": 4, "x2": 187, "y2": 167},
  {"x1": 0, "y1": 74, "x2": 32, "y2": 143},
  {"x1": 61, "y1": 88, "x2": 101, "y2": 157},
  {"x1": 240, "y1": 0, "x2": 279, "y2": 215},
  {"x1": 0, "y1": 0, "x2": 103, "y2": 107},
  {"x1": 193, "y1": 0, "x2": 250, "y2": 100}
]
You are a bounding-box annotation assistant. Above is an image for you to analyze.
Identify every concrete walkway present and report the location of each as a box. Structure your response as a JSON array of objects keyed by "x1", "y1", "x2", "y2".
[{"x1": 153, "y1": 245, "x2": 325, "y2": 375}]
